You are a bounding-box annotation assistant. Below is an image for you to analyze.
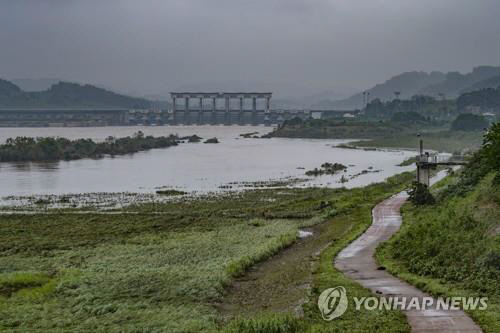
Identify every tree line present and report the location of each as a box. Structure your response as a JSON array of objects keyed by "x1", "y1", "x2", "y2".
[{"x1": 0, "y1": 131, "x2": 179, "y2": 162}]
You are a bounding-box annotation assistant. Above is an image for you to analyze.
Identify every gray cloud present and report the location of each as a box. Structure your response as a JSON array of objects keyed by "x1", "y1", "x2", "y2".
[{"x1": 1, "y1": 0, "x2": 499, "y2": 98}]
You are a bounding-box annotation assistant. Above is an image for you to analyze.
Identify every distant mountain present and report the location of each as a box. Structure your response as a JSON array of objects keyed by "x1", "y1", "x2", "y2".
[
  {"x1": 273, "y1": 89, "x2": 356, "y2": 109},
  {"x1": 457, "y1": 87, "x2": 500, "y2": 112},
  {"x1": 459, "y1": 75, "x2": 500, "y2": 94},
  {"x1": 326, "y1": 66, "x2": 500, "y2": 110},
  {"x1": 0, "y1": 79, "x2": 151, "y2": 108},
  {"x1": 0, "y1": 79, "x2": 22, "y2": 97},
  {"x1": 419, "y1": 66, "x2": 500, "y2": 98},
  {"x1": 11, "y1": 78, "x2": 62, "y2": 92},
  {"x1": 329, "y1": 71, "x2": 446, "y2": 109}
]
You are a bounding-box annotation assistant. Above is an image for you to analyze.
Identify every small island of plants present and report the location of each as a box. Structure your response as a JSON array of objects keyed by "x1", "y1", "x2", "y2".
[
  {"x1": 305, "y1": 162, "x2": 347, "y2": 176},
  {"x1": 0, "y1": 131, "x2": 182, "y2": 162},
  {"x1": 204, "y1": 137, "x2": 219, "y2": 144}
]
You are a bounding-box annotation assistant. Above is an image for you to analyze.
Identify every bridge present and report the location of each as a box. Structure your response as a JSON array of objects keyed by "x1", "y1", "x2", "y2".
[
  {"x1": 170, "y1": 92, "x2": 276, "y2": 125},
  {"x1": 169, "y1": 92, "x2": 357, "y2": 125}
]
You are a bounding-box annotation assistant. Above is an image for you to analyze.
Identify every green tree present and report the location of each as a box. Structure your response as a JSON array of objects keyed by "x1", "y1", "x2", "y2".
[
  {"x1": 451, "y1": 113, "x2": 489, "y2": 131},
  {"x1": 483, "y1": 122, "x2": 500, "y2": 182},
  {"x1": 408, "y1": 181, "x2": 435, "y2": 205}
]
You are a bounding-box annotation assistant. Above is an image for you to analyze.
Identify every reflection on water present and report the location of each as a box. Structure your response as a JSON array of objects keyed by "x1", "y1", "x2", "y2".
[
  {"x1": 0, "y1": 126, "x2": 415, "y2": 196},
  {"x1": 6, "y1": 161, "x2": 60, "y2": 172}
]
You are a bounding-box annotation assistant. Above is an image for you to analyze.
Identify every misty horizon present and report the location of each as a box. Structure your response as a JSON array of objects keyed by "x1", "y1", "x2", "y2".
[{"x1": 2, "y1": 0, "x2": 500, "y2": 98}]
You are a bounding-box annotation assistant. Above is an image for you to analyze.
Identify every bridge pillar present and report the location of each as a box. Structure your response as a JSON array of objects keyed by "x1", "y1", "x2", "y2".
[
  {"x1": 239, "y1": 97, "x2": 244, "y2": 125},
  {"x1": 211, "y1": 97, "x2": 217, "y2": 125},
  {"x1": 184, "y1": 96, "x2": 190, "y2": 125},
  {"x1": 172, "y1": 97, "x2": 177, "y2": 125},
  {"x1": 252, "y1": 97, "x2": 257, "y2": 125},
  {"x1": 264, "y1": 97, "x2": 271, "y2": 126},
  {"x1": 198, "y1": 97, "x2": 203, "y2": 125},
  {"x1": 224, "y1": 96, "x2": 230, "y2": 125}
]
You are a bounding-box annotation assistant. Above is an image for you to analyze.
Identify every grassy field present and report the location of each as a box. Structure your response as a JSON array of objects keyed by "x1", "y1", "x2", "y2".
[
  {"x1": 377, "y1": 172, "x2": 500, "y2": 333},
  {"x1": 221, "y1": 173, "x2": 415, "y2": 333},
  {"x1": 265, "y1": 119, "x2": 404, "y2": 139},
  {"x1": 350, "y1": 130, "x2": 484, "y2": 153},
  {"x1": 0, "y1": 173, "x2": 415, "y2": 332},
  {"x1": 266, "y1": 117, "x2": 484, "y2": 153},
  {"x1": 0, "y1": 189, "x2": 315, "y2": 332}
]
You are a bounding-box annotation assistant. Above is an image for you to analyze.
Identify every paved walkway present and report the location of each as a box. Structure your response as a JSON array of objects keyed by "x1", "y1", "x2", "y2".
[{"x1": 335, "y1": 190, "x2": 482, "y2": 333}]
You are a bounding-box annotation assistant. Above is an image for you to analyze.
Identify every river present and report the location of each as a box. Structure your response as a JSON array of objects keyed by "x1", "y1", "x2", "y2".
[{"x1": 0, "y1": 126, "x2": 415, "y2": 197}]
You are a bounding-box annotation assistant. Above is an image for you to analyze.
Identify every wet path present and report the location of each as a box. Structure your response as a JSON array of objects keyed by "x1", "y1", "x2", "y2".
[
  {"x1": 217, "y1": 217, "x2": 355, "y2": 320},
  {"x1": 335, "y1": 189, "x2": 482, "y2": 333}
]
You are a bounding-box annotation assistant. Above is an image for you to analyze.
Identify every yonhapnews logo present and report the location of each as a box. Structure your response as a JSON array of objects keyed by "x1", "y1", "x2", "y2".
[
  {"x1": 318, "y1": 286, "x2": 488, "y2": 320},
  {"x1": 317, "y1": 286, "x2": 348, "y2": 321}
]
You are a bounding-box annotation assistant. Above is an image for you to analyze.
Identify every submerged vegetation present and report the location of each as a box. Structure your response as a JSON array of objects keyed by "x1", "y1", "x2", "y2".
[
  {"x1": 155, "y1": 189, "x2": 188, "y2": 196},
  {"x1": 204, "y1": 137, "x2": 220, "y2": 144},
  {"x1": 0, "y1": 131, "x2": 180, "y2": 162},
  {"x1": 0, "y1": 172, "x2": 415, "y2": 332},
  {"x1": 305, "y1": 162, "x2": 347, "y2": 176},
  {"x1": 181, "y1": 135, "x2": 203, "y2": 143}
]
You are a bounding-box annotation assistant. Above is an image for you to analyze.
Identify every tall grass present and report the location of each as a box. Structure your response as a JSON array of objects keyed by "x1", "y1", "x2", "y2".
[
  {"x1": 377, "y1": 172, "x2": 500, "y2": 332},
  {"x1": 0, "y1": 187, "x2": 337, "y2": 332},
  {"x1": 221, "y1": 314, "x2": 300, "y2": 333},
  {"x1": 0, "y1": 173, "x2": 415, "y2": 332}
]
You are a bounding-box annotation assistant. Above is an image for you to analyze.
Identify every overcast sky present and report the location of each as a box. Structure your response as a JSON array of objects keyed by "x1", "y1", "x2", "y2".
[{"x1": 1, "y1": 0, "x2": 500, "y2": 97}]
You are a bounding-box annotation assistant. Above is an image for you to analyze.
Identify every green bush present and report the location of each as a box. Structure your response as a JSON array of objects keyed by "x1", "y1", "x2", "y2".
[
  {"x1": 408, "y1": 181, "x2": 435, "y2": 205},
  {"x1": 483, "y1": 122, "x2": 500, "y2": 182},
  {"x1": 451, "y1": 113, "x2": 489, "y2": 131},
  {"x1": 0, "y1": 132, "x2": 179, "y2": 162}
]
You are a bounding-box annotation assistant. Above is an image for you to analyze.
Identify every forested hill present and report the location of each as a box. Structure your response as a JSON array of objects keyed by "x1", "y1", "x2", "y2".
[
  {"x1": 328, "y1": 66, "x2": 500, "y2": 109},
  {"x1": 0, "y1": 79, "x2": 151, "y2": 108},
  {"x1": 419, "y1": 66, "x2": 500, "y2": 97},
  {"x1": 327, "y1": 71, "x2": 446, "y2": 109}
]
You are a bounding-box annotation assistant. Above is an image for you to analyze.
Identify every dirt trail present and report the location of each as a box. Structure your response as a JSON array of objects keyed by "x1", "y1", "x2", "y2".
[
  {"x1": 217, "y1": 216, "x2": 354, "y2": 321},
  {"x1": 335, "y1": 189, "x2": 483, "y2": 333}
]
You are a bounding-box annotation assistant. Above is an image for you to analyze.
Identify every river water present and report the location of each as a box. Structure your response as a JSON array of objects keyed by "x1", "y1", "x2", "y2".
[{"x1": 0, "y1": 126, "x2": 415, "y2": 197}]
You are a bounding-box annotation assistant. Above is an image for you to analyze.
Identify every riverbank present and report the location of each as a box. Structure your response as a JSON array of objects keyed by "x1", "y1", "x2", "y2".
[
  {"x1": 265, "y1": 118, "x2": 483, "y2": 153},
  {"x1": 0, "y1": 172, "x2": 414, "y2": 332},
  {"x1": 263, "y1": 119, "x2": 404, "y2": 139},
  {"x1": 349, "y1": 130, "x2": 483, "y2": 153},
  {"x1": 3, "y1": 123, "x2": 496, "y2": 331}
]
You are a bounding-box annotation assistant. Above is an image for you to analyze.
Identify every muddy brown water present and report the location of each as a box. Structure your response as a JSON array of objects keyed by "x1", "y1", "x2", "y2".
[{"x1": 0, "y1": 126, "x2": 414, "y2": 197}]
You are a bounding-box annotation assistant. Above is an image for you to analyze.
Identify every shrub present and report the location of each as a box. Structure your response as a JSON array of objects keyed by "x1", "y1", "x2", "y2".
[
  {"x1": 408, "y1": 181, "x2": 435, "y2": 205},
  {"x1": 451, "y1": 113, "x2": 489, "y2": 131},
  {"x1": 391, "y1": 111, "x2": 426, "y2": 123},
  {"x1": 483, "y1": 122, "x2": 500, "y2": 182}
]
